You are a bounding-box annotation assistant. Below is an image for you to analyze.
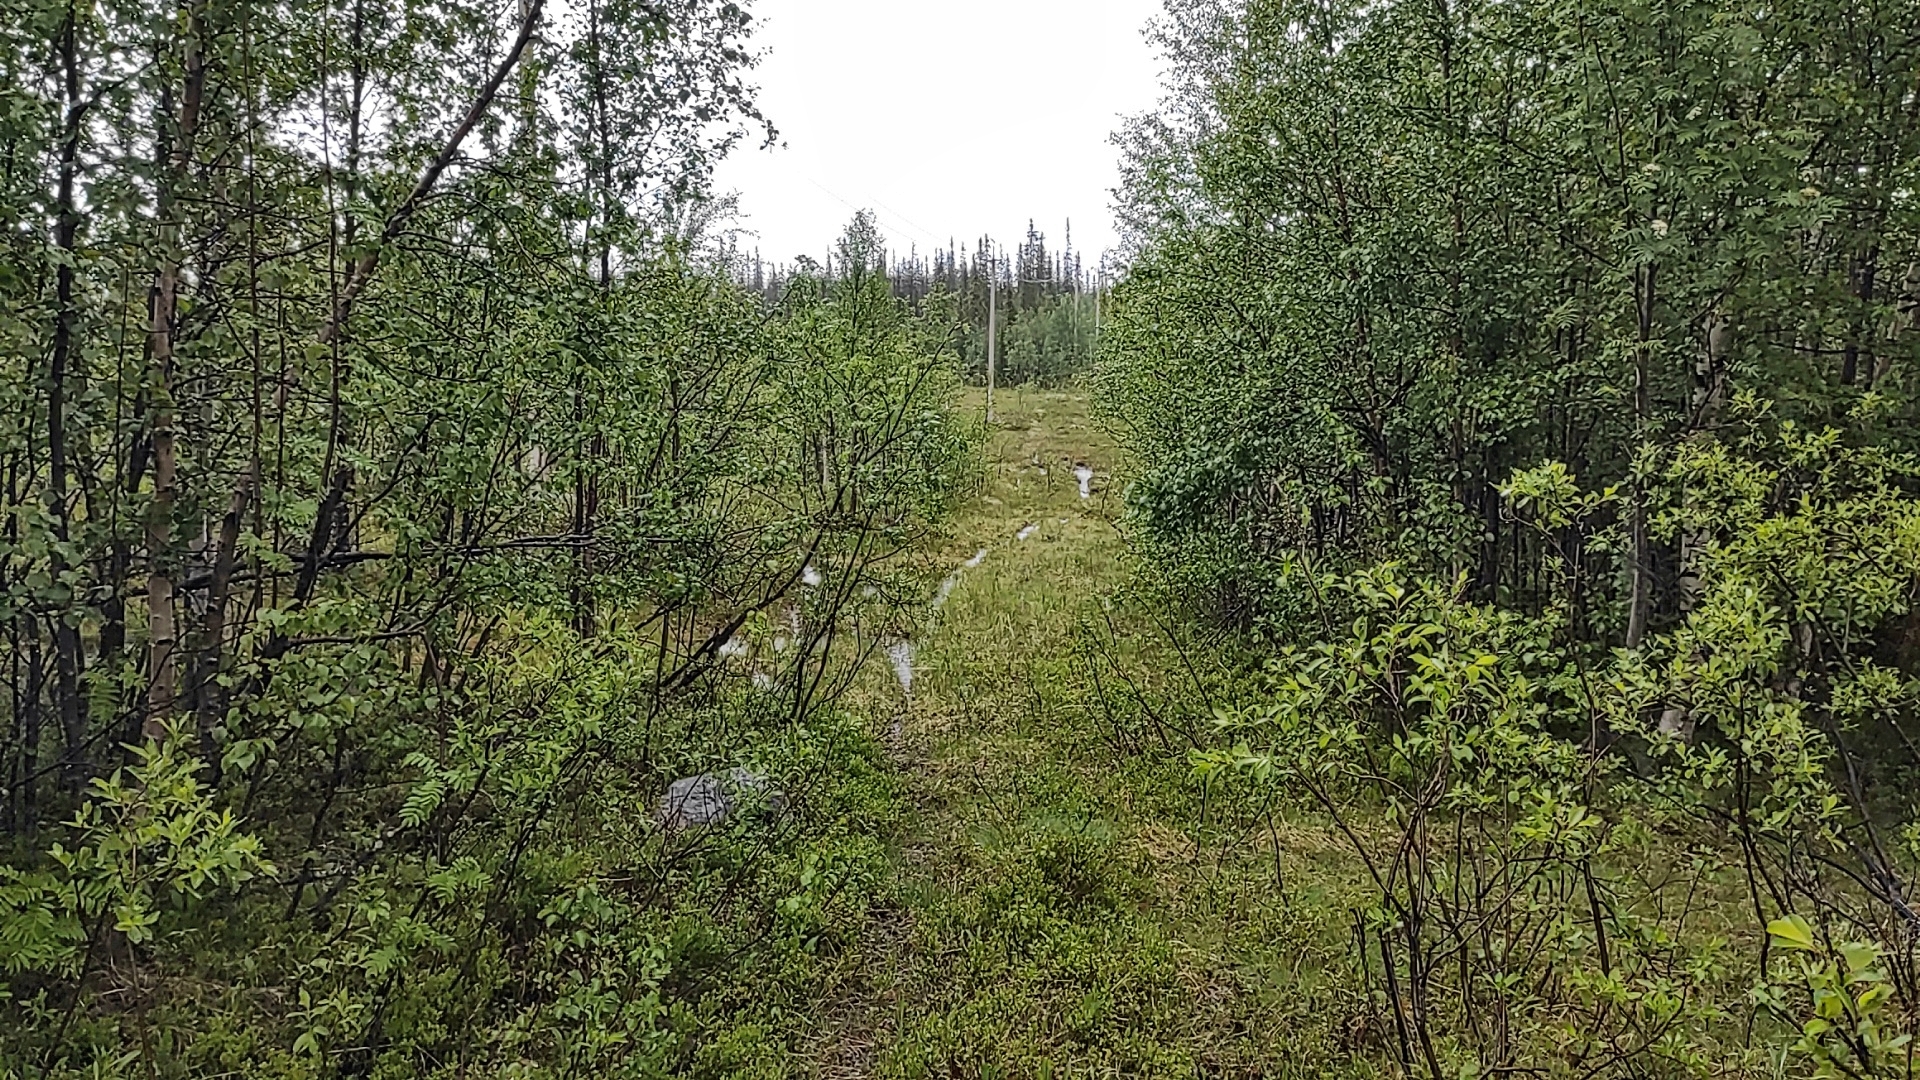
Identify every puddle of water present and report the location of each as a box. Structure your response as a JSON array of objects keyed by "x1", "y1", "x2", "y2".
[
  {"x1": 1016, "y1": 523, "x2": 1037, "y2": 541},
  {"x1": 881, "y1": 541, "x2": 995, "y2": 742},
  {"x1": 932, "y1": 578, "x2": 957, "y2": 610},
  {"x1": 1074, "y1": 465, "x2": 1094, "y2": 499},
  {"x1": 932, "y1": 548, "x2": 989, "y2": 609},
  {"x1": 886, "y1": 639, "x2": 915, "y2": 696}
]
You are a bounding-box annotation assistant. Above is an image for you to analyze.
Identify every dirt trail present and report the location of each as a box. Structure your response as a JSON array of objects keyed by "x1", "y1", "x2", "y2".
[{"x1": 815, "y1": 386, "x2": 1127, "y2": 1076}]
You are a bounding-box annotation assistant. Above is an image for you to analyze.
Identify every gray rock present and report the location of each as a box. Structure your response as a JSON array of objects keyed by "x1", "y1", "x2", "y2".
[{"x1": 656, "y1": 768, "x2": 786, "y2": 832}]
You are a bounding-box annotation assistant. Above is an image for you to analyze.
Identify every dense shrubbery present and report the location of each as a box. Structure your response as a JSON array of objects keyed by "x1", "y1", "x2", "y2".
[
  {"x1": 947, "y1": 287, "x2": 1101, "y2": 389},
  {"x1": 0, "y1": 0, "x2": 976, "y2": 1055},
  {"x1": 0, "y1": 210, "x2": 973, "y2": 1072},
  {"x1": 1102, "y1": 0, "x2": 1920, "y2": 1072},
  {"x1": 1196, "y1": 410, "x2": 1920, "y2": 1073},
  {"x1": 1100, "y1": 0, "x2": 1920, "y2": 632},
  {"x1": 999, "y1": 293, "x2": 1099, "y2": 389}
]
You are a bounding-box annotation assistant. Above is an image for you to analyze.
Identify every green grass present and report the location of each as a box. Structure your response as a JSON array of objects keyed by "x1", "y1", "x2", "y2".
[
  {"x1": 784, "y1": 386, "x2": 1789, "y2": 1080},
  {"x1": 800, "y1": 387, "x2": 1384, "y2": 1079},
  {"x1": 640, "y1": 377, "x2": 1844, "y2": 1080}
]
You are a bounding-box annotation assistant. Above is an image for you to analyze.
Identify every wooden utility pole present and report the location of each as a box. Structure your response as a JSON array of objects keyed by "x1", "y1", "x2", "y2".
[
  {"x1": 1068, "y1": 235, "x2": 1077, "y2": 349},
  {"x1": 987, "y1": 246, "x2": 998, "y2": 423},
  {"x1": 1092, "y1": 268, "x2": 1101, "y2": 349}
]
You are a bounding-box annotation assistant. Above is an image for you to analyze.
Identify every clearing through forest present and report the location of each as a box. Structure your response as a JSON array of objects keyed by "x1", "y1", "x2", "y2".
[{"x1": 812, "y1": 387, "x2": 1375, "y2": 1078}]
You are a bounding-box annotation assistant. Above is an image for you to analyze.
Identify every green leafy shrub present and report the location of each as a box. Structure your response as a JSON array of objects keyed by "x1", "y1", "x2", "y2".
[
  {"x1": 1760, "y1": 915, "x2": 1914, "y2": 1078},
  {"x1": 1, "y1": 726, "x2": 270, "y2": 982},
  {"x1": 1, "y1": 213, "x2": 974, "y2": 1074},
  {"x1": 1194, "y1": 409, "x2": 1920, "y2": 1074}
]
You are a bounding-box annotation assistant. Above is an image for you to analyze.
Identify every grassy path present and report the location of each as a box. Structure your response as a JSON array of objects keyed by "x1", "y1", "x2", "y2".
[{"x1": 811, "y1": 389, "x2": 1375, "y2": 1080}]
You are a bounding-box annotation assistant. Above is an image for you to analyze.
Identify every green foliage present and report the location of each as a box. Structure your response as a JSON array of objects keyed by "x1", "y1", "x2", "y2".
[
  {"x1": 998, "y1": 292, "x2": 1099, "y2": 388},
  {"x1": 3, "y1": 620, "x2": 913, "y2": 1076},
  {"x1": 766, "y1": 212, "x2": 982, "y2": 530},
  {"x1": 1201, "y1": 567, "x2": 1753, "y2": 1075},
  {"x1": 1099, "y1": 0, "x2": 1920, "y2": 1066},
  {"x1": 1760, "y1": 916, "x2": 1913, "y2": 1078},
  {"x1": 1101, "y1": 0, "x2": 1920, "y2": 631},
  {"x1": 0, "y1": 0, "x2": 976, "y2": 1048},
  {"x1": 1, "y1": 727, "x2": 270, "y2": 981},
  {"x1": 1187, "y1": 414, "x2": 1920, "y2": 1073}
]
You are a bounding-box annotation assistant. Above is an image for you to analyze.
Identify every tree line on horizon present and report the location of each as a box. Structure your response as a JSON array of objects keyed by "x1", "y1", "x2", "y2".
[{"x1": 729, "y1": 217, "x2": 1105, "y2": 387}]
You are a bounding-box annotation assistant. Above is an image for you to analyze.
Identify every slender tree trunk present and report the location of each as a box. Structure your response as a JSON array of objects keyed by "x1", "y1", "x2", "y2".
[
  {"x1": 1625, "y1": 261, "x2": 1656, "y2": 650},
  {"x1": 569, "y1": 0, "x2": 613, "y2": 640},
  {"x1": 189, "y1": 470, "x2": 255, "y2": 748},
  {"x1": 1675, "y1": 310, "x2": 1730, "y2": 606},
  {"x1": 1842, "y1": 243, "x2": 1878, "y2": 387},
  {"x1": 1660, "y1": 312, "x2": 1729, "y2": 740},
  {"x1": 144, "y1": 0, "x2": 211, "y2": 737},
  {"x1": 50, "y1": 0, "x2": 88, "y2": 781},
  {"x1": 18, "y1": 622, "x2": 46, "y2": 835},
  {"x1": 146, "y1": 322, "x2": 181, "y2": 733},
  {"x1": 570, "y1": 358, "x2": 593, "y2": 636}
]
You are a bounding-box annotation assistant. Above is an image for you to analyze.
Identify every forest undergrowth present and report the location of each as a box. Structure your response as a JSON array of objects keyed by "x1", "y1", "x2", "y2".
[
  {"x1": 797, "y1": 387, "x2": 1908, "y2": 1080},
  {"x1": 813, "y1": 387, "x2": 1384, "y2": 1078},
  {"x1": 10, "y1": 0, "x2": 1920, "y2": 1072},
  {"x1": 802, "y1": 390, "x2": 1497, "y2": 1078}
]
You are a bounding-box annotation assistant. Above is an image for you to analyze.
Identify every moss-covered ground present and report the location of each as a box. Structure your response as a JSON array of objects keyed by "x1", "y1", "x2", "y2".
[{"x1": 792, "y1": 387, "x2": 1380, "y2": 1079}]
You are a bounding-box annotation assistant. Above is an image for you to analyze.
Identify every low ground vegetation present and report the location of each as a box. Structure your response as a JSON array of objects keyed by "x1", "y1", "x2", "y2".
[{"x1": 10, "y1": 0, "x2": 1920, "y2": 1071}]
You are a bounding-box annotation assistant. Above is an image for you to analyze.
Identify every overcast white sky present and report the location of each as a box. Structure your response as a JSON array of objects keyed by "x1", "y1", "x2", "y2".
[{"x1": 710, "y1": 0, "x2": 1166, "y2": 268}]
